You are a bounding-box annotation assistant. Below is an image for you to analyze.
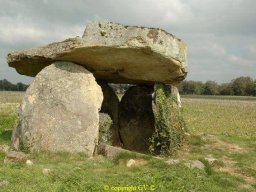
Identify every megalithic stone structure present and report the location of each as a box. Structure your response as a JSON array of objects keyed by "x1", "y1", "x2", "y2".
[
  {"x1": 7, "y1": 21, "x2": 187, "y2": 85},
  {"x1": 7, "y1": 21, "x2": 188, "y2": 156}
]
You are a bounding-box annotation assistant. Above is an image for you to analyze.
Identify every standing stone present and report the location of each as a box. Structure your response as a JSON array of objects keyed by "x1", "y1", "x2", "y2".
[
  {"x1": 97, "y1": 81, "x2": 121, "y2": 146},
  {"x1": 119, "y1": 85, "x2": 155, "y2": 152},
  {"x1": 119, "y1": 84, "x2": 186, "y2": 155},
  {"x1": 12, "y1": 62, "x2": 103, "y2": 156},
  {"x1": 150, "y1": 83, "x2": 186, "y2": 155},
  {"x1": 171, "y1": 86, "x2": 182, "y2": 108}
]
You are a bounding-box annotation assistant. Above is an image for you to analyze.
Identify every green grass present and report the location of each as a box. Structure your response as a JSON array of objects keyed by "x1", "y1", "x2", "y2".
[
  {"x1": 0, "y1": 103, "x2": 19, "y2": 144},
  {"x1": 180, "y1": 95, "x2": 256, "y2": 191},
  {"x1": 181, "y1": 97, "x2": 256, "y2": 138},
  {"x1": 0, "y1": 91, "x2": 24, "y2": 103},
  {"x1": 222, "y1": 136, "x2": 256, "y2": 181},
  {"x1": 0, "y1": 152, "x2": 244, "y2": 192},
  {"x1": 0, "y1": 93, "x2": 256, "y2": 191},
  {"x1": 181, "y1": 94, "x2": 256, "y2": 101}
]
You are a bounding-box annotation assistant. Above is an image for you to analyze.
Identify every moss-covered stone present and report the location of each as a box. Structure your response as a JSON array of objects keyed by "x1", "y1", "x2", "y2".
[
  {"x1": 150, "y1": 83, "x2": 186, "y2": 155},
  {"x1": 98, "y1": 113, "x2": 113, "y2": 145}
]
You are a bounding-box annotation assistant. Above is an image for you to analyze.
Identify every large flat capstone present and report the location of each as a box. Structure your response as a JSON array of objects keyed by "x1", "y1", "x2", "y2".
[{"x1": 7, "y1": 21, "x2": 187, "y2": 84}]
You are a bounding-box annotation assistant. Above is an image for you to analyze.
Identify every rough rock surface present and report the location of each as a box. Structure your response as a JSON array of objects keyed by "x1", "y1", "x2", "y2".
[
  {"x1": 126, "y1": 159, "x2": 148, "y2": 167},
  {"x1": 12, "y1": 62, "x2": 103, "y2": 156},
  {"x1": 97, "y1": 144, "x2": 147, "y2": 159},
  {"x1": 184, "y1": 160, "x2": 205, "y2": 170},
  {"x1": 7, "y1": 21, "x2": 187, "y2": 84},
  {"x1": 97, "y1": 81, "x2": 121, "y2": 146},
  {"x1": 119, "y1": 85, "x2": 155, "y2": 152},
  {"x1": 119, "y1": 84, "x2": 186, "y2": 154}
]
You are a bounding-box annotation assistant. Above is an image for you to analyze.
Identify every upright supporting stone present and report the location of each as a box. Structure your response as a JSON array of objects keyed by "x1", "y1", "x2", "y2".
[
  {"x1": 97, "y1": 81, "x2": 121, "y2": 146},
  {"x1": 119, "y1": 84, "x2": 186, "y2": 155},
  {"x1": 150, "y1": 83, "x2": 186, "y2": 155},
  {"x1": 12, "y1": 62, "x2": 103, "y2": 157},
  {"x1": 119, "y1": 85, "x2": 155, "y2": 152}
]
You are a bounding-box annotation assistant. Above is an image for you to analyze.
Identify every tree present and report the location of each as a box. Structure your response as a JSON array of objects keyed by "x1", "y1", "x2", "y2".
[
  {"x1": 219, "y1": 83, "x2": 233, "y2": 95},
  {"x1": 0, "y1": 79, "x2": 29, "y2": 91},
  {"x1": 252, "y1": 80, "x2": 256, "y2": 96},
  {"x1": 0, "y1": 79, "x2": 15, "y2": 91},
  {"x1": 179, "y1": 80, "x2": 203, "y2": 95},
  {"x1": 203, "y1": 81, "x2": 219, "y2": 95},
  {"x1": 16, "y1": 82, "x2": 29, "y2": 91},
  {"x1": 231, "y1": 76, "x2": 254, "y2": 96}
]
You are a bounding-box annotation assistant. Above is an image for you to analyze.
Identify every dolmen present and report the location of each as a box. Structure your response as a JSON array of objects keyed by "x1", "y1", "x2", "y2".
[{"x1": 7, "y1": 21, "x2": 188, "y2": 157}]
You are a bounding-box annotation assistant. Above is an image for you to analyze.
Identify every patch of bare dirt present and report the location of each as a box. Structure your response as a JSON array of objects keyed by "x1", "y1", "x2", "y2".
[{"x1": 200, "y1": 134, "x2": 248, "y2": 154}]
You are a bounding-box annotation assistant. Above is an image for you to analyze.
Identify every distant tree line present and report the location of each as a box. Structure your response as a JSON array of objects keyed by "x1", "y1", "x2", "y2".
[
  {"x1": 1, "y1": 76, "x2": 256, "y2": 96},
  {"x1": 0, "y1": 79, "x2": 29, "y2": 91},
  {"x1": 178, "y1": 76, "x2": 256, "y2": 96}
]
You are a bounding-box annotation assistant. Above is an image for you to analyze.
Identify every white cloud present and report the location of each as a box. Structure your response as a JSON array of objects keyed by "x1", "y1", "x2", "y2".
[
  {"x1": 191, "y1": 41, "x2": 226, "y2": 57},
  {"x1": 153, "y1": 0, "x2": 192, "y2": 24},
  {"x1": 0, "y1": 16, "x2": 44, "y2": 44},
  {"x1": 0, "y1": 16, "x2": 85, "y2": 46}
]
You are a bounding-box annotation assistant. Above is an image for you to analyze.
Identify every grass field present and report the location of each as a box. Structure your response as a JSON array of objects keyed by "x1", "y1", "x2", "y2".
[
  {"x1": 0, "y1": 92, "x2": 255, "y2": 191},
  {"x1": 182, "y1": 97, "x2": 256, "y2": 137},
  {"x1": 0, "y1": 91, "x2": 24, "y2": 104}
]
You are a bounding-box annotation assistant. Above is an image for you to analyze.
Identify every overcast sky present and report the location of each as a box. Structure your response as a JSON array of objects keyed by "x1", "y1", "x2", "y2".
[{"x1": 0, "y1": 0, "x2": 255, "y2": 84}]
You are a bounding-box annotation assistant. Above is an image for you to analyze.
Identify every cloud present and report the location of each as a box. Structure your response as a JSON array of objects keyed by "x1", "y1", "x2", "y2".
[
  {"x1": 0, "y1": 15, "x2": 85, "y2": 46},
  {"x1": 0, "y1": 0, "x2": 255, "y2": 83},
  {"x1": 0, "y1": 16, "x2": 44, "y2": 44}
]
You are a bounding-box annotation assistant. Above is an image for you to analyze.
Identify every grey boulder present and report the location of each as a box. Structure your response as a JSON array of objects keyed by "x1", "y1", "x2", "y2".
[{"x1": 12, "y1": 62, "x2": 103, "y2": 156}]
